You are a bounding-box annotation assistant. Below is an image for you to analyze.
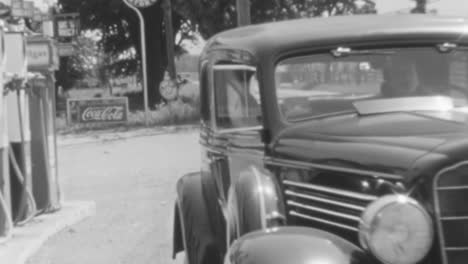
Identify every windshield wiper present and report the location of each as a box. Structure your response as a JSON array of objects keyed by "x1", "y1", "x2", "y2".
[{"x1": 331, "y1": 47, "x2": 395, "y2": 58}]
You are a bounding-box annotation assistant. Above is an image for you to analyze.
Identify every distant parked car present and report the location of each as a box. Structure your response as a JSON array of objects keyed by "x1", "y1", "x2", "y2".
[{"x1": 172, "y1": 14, "x2": 468, "y2": 264}]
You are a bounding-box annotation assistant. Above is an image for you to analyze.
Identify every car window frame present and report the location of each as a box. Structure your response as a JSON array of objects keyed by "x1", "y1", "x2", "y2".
[
  {"x1": 200, "y1": 60, "x2": 211, "y2": 125},
  {"x1": 273, "y1": 45, "x2": 468, "y2": 124},
  {"x1": 210, "y1": 64, "x2": 263, "y2": 133},
  {"x1": 275, "y1": 54, "x2": 383, "y2": 122}
]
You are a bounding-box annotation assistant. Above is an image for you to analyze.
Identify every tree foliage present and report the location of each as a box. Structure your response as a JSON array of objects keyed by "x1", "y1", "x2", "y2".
[
  {"x1": 55, "y1": 35, "x2": 97, "y2": 91},
  {"x1": 57, "y1": 0, "x2": 192, "y2": 107},
  {"x1": 59, "y1": 0, "x2": 141, "y2": 76},
  {"x1": 173, "y1": 0, "x2": 377, "y2": 39},
  {"x1": 57, "y1": 0, "x2": 377, "y2": 107}
]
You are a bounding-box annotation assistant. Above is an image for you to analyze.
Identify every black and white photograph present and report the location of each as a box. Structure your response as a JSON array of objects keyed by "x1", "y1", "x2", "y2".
[{"x1": 0, "y1": 0, "x2": 468, "y2": 264}]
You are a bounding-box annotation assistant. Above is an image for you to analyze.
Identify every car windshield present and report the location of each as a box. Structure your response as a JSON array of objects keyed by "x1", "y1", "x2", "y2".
[{"x1": 275, "y1": 47, "x2": 468, "y2": 121}]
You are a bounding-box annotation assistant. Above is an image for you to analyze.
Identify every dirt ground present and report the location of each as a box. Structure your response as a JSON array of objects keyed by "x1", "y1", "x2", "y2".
[{"x1": 28, "y1": 130, "x2": 199, "y2": 264}]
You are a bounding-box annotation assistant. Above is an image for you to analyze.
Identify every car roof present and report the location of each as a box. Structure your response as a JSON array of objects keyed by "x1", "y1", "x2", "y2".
[{"x1": 202, "y1": 14, "x2": 468, "y2": 60}]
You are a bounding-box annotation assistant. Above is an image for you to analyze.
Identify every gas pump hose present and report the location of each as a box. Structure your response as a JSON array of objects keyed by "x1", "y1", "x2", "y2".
[
  {"x1": 11, "y1": 89, "x2": 37, "y2": 226},
  {"x1": 37, "y1": 94, "x2": 52, "y2": 214},
  {"x1": 9, "y1": 147, "x2": 37, "y2": 225}
]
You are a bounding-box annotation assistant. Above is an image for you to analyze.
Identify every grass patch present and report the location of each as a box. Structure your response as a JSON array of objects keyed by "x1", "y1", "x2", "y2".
[{"x1": 56, "y1": 99, "x2": 200, "y2": 135}]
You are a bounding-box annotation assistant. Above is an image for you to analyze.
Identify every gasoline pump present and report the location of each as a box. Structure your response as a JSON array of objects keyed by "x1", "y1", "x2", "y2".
[
  {"x1": 0, "y1": 25, "x2": 12, "y2": 243},
  {"x1": 26, "y1": 36, "x2": 61, "y2": 213},
  {"x1": 0, "y1": 14, "x2": 62, "y2": 245},
  {"x1": 4, "y1": 32, "x2": 36, "y2": 225}
]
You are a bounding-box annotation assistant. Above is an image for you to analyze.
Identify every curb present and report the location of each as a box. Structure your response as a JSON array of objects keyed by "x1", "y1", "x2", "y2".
[{"x1": 0, "y1": 201, "x2": 96, "y2": 264}]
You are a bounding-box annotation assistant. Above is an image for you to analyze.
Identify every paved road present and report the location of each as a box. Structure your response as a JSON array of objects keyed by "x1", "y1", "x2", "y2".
[{"x1": 28, "y1": 130, "x2": 199, "y2": 264}]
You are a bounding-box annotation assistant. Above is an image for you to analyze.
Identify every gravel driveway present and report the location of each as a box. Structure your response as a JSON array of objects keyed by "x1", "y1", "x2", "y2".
[{"x1": 28, "y1": 130, "x2": 199, "y2": 264}]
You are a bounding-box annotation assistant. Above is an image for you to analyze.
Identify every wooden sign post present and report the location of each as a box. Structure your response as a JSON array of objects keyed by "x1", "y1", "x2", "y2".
[{"x1": 236, "y1": 0, "x2": 251, "y2": 26}]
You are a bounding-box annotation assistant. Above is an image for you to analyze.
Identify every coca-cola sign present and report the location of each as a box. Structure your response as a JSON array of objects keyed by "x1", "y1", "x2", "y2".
[
  {"x1": 81, "y1": 106, "x2": 125, "y2": 122},
  {"x1": 67, "y1": 98, "x2": 128, "y2": 124}
]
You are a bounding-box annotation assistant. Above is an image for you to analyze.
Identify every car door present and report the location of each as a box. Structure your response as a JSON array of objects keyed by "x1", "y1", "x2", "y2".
[{"x1": 208, "y1": 64, "x2": 261, "y2": 206}]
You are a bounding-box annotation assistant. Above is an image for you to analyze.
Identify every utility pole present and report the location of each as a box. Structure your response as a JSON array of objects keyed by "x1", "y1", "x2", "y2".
[
  {"x1": 123, "y1": 0, "x2": 151, "y2": 126},
  {"x1": 236, "y1": 0, "x2": 251, "y2": 27},
  {"x1": 411, "y1": 0, "x2": 427, "y2": 13},
  {"x1": 163, "y1": 0, "x2": 177, "y2": 81}
]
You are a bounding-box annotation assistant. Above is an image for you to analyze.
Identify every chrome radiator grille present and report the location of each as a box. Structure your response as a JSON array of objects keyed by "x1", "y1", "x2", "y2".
[
  {"x1": 434, "y1": 162, "x2": 468, "y2": 264},
  {"x1": 283, "y1": 179, "x2": 376, "y2": 237}
]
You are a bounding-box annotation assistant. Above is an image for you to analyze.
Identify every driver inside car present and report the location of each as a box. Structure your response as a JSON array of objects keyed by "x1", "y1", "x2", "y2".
[
  {"x1": 380, "y1": 54, "x2": 468, "y2": 106},
  {"x1": 224, "y1": 70, "x2": 261, "y2": 128},
  {"x1": 381, "y1": 56, "x2": 422, "y2": 98}
]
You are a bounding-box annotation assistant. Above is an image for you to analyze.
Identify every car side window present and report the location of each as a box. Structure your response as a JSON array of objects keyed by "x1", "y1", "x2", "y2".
[{"x1": 213, "y1": 65, "x2": 261, "y2": 130}]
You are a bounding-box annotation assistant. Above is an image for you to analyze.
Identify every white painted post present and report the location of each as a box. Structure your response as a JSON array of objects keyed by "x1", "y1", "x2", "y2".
[{"x1": 122, "y1": 0, "x2": 150, "y2": 126}]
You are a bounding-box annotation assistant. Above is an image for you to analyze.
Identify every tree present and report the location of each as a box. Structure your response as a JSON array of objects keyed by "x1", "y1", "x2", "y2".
[
  {"x1": 55, "y1": 36, "x2": 91, "y2": 92},
  {"x1": 173, "y1": 0, "x2": 377, "y2": 39},
  {"x1": 173, "y1": 0, "x2": 376, "y2": 85},
  {"x1": 57, "y1": 0, "x2": 376, "y2": 108},
  {"x1": 57, "y1": 0, "x2": 191, "y2": 108}
]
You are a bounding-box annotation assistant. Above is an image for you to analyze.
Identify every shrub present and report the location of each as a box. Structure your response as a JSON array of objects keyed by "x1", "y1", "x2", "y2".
[
  {"x1": 57, "y1": 98, "x2": 200, "y2": 134},
  {"x1": 127, "y1": 99, "x2": 199, "y2": 127},
  {"x1": 56, "y1": 80, "x2": 201, "y2": 134}
]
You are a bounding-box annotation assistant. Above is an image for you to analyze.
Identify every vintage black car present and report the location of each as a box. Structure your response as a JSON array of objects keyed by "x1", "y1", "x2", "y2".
[{"x1": 172, "y1": 14, "x2": 468, "y2": 264}]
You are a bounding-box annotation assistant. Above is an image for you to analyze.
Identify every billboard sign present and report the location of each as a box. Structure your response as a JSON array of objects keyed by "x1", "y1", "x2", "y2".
[
  {"x1": 54, "y1": 13, "x2": 80, "y2": 41},
  {"x1": 66, "y1": 97, "x2": 129, "y2": 124}
]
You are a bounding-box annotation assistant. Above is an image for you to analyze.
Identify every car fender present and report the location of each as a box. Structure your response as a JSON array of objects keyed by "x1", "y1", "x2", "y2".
[
  {"x1": 225, "y1": 227, "x2": 373, "y2": 264},
  {"x1": 227, "y1": 166, "x2": 286, "y2": 242},
  {"x1": 173, "y1": 172, "x2": 223, "y2": 264}
]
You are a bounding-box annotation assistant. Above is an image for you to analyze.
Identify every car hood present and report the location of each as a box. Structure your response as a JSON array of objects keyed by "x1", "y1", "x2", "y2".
[{"x1": 272, "y1": 111, "x2": 468, "y2": 182}]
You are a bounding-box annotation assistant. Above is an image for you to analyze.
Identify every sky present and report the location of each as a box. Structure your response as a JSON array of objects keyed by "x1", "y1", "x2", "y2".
[
  {"x1": 186, "y1": 0, "x2": 468, "y2": 54},
  {"x1": 0, "y1": 0, "x2": 57, "y2": 12},
  {"x1": 374, "y1": 0, "x2": 468, "y2": 16}
]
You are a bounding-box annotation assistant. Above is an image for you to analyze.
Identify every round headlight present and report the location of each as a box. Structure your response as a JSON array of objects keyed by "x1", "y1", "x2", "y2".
[{"x1": 359, "y1": 195, "x2": 433, "y2": 264}]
